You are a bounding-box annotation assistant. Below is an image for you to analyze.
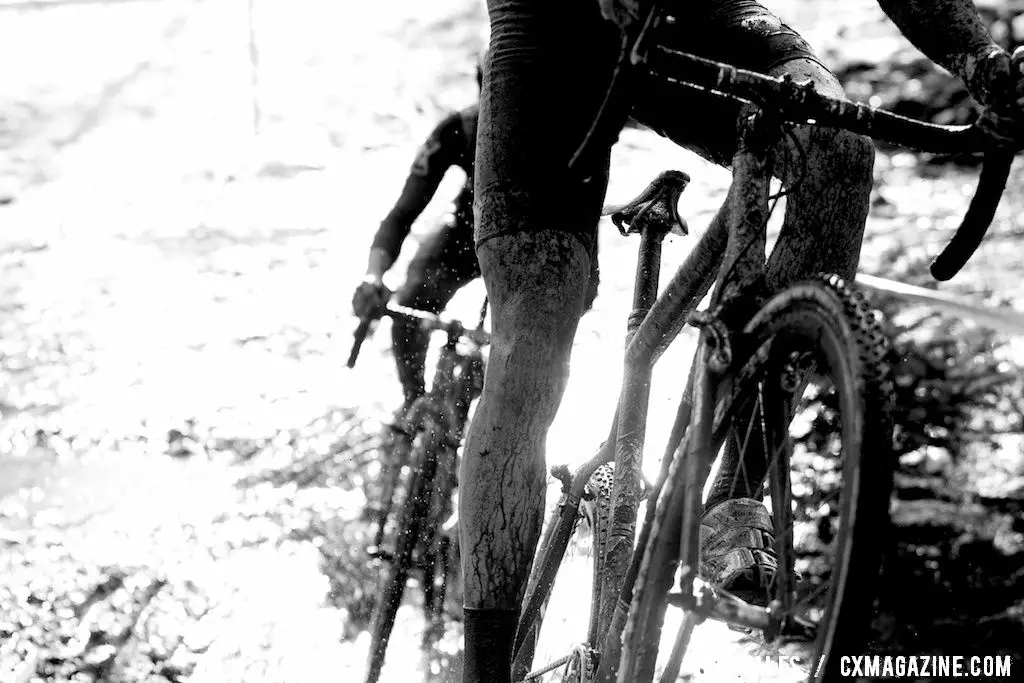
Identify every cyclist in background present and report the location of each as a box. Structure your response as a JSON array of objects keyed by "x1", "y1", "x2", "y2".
[{"x1": 352, "y1": 52, "x2": 600, "y2": 411}]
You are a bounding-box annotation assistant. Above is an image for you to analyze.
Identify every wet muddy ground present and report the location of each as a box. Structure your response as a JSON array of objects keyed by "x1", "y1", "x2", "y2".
[{"x1": 1, "y1": 1, "x2": 1023, "y2": 681}]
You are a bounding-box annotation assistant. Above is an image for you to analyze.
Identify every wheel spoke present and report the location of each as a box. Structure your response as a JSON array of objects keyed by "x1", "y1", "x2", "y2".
[
  {"x1": 794, "y1": 575, "x2": 832, "y2": 611},
  {"x1": 619, "y1": 279, "x2": 893, "y2": 683},
  {"x1": 715, "y1": 359, "x2": 855, "y2": 639}
]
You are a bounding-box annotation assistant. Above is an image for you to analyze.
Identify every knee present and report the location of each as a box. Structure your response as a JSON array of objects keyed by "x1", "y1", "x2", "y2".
[
  {"x1": 478, "y1": 232, "x2": 592, "y2": 338},
  {"x1": 471, "y1": 232, "x2": 593, "y2": 416},
  {"x1": 491, "y1": 296, "x2": 581, "y2": 362},
  {"x1": 393, "y1": 282, "x2": 442, "y2": 349},
  {"x1": 390, "y1": 316, "x2": 423, "y2": 355},
  {"x1": 832, "y1": 129, "x2": 874, "y2": 179}
]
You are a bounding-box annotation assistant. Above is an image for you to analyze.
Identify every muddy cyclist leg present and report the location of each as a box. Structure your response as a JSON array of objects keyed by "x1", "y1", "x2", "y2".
[{"x1": 460, "y1": 1, "x2": 618, "y2": 681}]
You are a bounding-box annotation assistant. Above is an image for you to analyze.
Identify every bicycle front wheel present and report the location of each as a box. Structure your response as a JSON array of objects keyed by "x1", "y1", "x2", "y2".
[
  {"x1": 622, "y1": 275, "x2": 895, "y2": 683},
  {"x1": 364, "y1": 416, "x2": 446, "y2": 683}
]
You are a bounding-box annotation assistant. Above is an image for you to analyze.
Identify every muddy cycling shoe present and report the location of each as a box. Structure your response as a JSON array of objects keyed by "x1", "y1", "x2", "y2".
[{"x1": 699, "y1": 498, "x2": 778, "y2": 606}]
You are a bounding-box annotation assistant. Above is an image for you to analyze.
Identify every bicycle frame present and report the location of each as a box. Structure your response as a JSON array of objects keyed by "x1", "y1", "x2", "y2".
[
  {"x1": 355, "y1": 303, "x2": 487, "y2": 442},
  {"x1": 605, "y1": 107, "x2": 777, "y2": 683},
  {"x1": 415, "y1": 334, "x2": 486, "y2": 445},
  {"x1": 360, "y1": 304, "x2": 487, "y2": 557},
  {"x1": 514, "y1": 9, "x2": 1014, "y2": 681},
  {"x1": 514, "y1": 108, "x2": 779, "y2": 683}
]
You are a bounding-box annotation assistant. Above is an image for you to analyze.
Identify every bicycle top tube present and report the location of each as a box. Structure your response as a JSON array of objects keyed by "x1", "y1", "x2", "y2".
[{"x1": 645, "y1": 45, "x2": 996, "y2": 156}]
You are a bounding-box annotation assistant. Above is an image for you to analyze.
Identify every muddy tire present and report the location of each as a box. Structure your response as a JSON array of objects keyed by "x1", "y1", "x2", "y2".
[{"x1": 619, "y1": 275, "x2": 895, "y2": 682}]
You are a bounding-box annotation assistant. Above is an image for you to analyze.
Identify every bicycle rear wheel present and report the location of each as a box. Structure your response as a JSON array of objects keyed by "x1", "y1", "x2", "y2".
[
  {"x1": 621, "y1": 275, "x2": 894, "y2": 683},
  {"x1": 364, "y1": 416, "x2": 446, "y2": 683}
]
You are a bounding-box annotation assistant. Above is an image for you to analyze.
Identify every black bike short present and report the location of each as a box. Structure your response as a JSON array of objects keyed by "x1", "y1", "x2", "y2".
[
  {"x1": 475, "y1": 0, "x2": 829, "y2": 249},
  {"x1": 403, "y1": 217, "x2": 481, "y2": 300}
]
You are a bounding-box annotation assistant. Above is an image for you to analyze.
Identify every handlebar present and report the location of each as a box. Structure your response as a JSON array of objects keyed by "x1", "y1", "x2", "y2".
[
  {"x1": 644, "y1": 45, "x2": 1017, "y2": 281},
  {"x1": 346, "y1": 303, "x2": 490, "y2": 369},
  {"x1": 573, "y1": 5, "x2": 1018, "y2": 281}
]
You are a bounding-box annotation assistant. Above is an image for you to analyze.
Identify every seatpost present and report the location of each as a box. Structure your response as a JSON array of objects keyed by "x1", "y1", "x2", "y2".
[
  {"x1": 628, "y1": 225, "x2": 669, "y2": 336},
  {"x1": 591, "y1": 170, "x2": 690, "y2": 663},
  {"x1": 616, "y1": 170, "x2": 691, "y2": 340}
]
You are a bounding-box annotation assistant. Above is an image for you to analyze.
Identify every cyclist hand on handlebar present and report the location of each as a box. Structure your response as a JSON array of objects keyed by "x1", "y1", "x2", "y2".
[
  {"x1": 352, "y1": 275, "x2": 391, "y2": 320},
  {"x1": 353, "y1": 54, "x2": 485, "y2": 408},
  {"x1": 968, "y1": 45, "x2": 1024, "y2": 146}
]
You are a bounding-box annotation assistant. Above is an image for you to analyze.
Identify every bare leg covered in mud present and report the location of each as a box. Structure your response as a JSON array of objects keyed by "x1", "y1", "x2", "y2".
[
  {"x1": 459, "y1": 232, "x2": 593, "y2": 682},
  {"x1": 458, "y1": 0, "x2": 617, "y2": 679}
]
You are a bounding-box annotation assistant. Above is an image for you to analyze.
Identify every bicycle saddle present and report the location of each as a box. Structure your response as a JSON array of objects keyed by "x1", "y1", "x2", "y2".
[{"x1": 603, "y1": 170, "x2": 690, "y2": 237}]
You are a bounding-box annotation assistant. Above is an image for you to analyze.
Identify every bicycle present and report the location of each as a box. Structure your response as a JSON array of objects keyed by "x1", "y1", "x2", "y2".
[
  {"x1": 347, "y1": 301, "x2": 489, "y2": 683},
  {"x1": 509, "y1": 6, "x2": 1017, "y2": 683}
]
